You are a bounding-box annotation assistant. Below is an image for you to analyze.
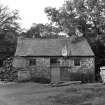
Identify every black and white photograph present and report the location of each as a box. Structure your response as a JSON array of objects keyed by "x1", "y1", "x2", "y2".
[{"x1": 0, "y1": 0, "x2": 105, "y2": 105}]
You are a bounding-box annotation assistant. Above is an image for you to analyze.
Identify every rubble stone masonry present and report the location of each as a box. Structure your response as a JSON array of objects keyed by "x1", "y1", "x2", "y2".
[{"x1": 13, "y1": 57, "x2": 95, "y2": 82}]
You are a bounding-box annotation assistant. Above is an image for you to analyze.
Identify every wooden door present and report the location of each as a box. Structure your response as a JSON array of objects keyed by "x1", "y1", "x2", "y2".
[
  {"x1": 60, "y1": 67, "x2": 70, "y2": 81},
  {"x1": 51, "y1": 67, "x2": 60, "y2": 83}
]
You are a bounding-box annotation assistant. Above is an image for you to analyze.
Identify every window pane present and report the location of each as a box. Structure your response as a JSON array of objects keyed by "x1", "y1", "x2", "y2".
[
  {"x1": 50, "y1": 58, "x2": 59, "y2": 65},
  {"x1": 74, "y1": 58, "x2": 80, "y2": 66},
  {"x1": 0, "y1": 60, "x2": 3, "y2": 67},
  {"x1": 29, "y1": 59, "x2": 36, "y2": 65}
]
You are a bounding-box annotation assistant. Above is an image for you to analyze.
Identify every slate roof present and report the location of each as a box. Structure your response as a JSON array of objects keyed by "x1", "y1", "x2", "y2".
[{"x1": 15, "y1": 37, "x2": 94, "y2": 56}]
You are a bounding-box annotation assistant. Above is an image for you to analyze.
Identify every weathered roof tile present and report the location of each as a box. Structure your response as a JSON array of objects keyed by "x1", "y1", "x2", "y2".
[{"x1": 15, "y1": 37, "x2": 94, "y2": 56}]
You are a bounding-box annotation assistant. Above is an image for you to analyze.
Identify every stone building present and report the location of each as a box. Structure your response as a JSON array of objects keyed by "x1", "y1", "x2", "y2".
[{"x1": 13, "y1": 37, "x2": 95, "y2": 82}]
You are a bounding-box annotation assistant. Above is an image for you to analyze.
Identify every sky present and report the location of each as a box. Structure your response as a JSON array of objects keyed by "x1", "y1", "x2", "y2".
[{"x1": 1, "y1": 0, "x2": 64, "y2": 30}]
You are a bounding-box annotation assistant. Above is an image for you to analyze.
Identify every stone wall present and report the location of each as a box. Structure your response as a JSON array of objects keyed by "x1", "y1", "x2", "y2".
[
  {"x1": 13, "y1": 57, "x2": 95, "y2": 82},
  {"x1": 29, "y1": 57, "x2": 51, "y2": 79},
  {"x1": 13, "y1": 57, "x2": 51, "y2": 81},
  {"x1": 69, "y1": 57, "x2": 94, "y2": 73},
  {"x1": 36, "y1": 57, "x2": 50, "y2": 67},
  {"x1": 13, "y1": 57, "x2": 28, "y2": 68},
  {"x1": 29, "y1": 66, "x2": 51, "y2": 79},
  {"x1": 68, "y1": 57, "x2": 95, "y2": 82}
]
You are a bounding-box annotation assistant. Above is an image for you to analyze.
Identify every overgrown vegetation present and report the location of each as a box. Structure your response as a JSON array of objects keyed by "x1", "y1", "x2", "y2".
[
  {"x1": 0, "y1": 5, "x2": 20, "y2": 62},
  {"x1": 0, "y1": 58, "x2": 18, "y2": 81}
]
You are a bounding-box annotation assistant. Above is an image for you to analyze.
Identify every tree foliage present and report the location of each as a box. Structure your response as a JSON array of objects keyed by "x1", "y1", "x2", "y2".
[
  {"x1": 23, "y1": 23, "x2": 60, "y2": 38},
  {"x1": 0, "y1": 5, "x2": 20, "y2": 33},
  {"x1": 45, "y1": 0, "x2": 105, "y2": 38},
  {"x1": 45, "y1": 0, "x2": 105, "y2": 52},
  {"x1": 25, "y1": 23, "x2": 44, "y2": 38},
  {"x1": 0, "y1": 5, "x2": 20, "y2": 59}
]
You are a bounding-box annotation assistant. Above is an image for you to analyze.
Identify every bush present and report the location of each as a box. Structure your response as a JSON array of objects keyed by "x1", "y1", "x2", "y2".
[{"x1": 0, "y1": 67, "x2": 18, "y2": 82}]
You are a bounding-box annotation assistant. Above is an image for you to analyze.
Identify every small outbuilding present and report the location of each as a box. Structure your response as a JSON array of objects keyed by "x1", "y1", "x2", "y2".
[{"x1": 13, "y1": 37, "x2": 95, "y2": 82}]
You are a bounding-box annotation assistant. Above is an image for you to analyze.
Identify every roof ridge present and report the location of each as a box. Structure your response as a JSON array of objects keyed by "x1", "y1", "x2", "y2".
[{"x1": 18, "y1": 37, "x2": 69, "y2": 40}]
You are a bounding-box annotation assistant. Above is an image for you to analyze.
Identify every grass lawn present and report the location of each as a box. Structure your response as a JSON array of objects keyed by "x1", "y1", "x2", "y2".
[
  {"x1": 47, "y1": 83, "x2": 105, "y2": 105},
  {"x1": 1, "y1": 82, "x2": 105, "y2": 105}
]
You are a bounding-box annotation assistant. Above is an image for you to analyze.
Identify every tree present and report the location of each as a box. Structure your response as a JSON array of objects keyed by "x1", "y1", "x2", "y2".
[
  {"x1": 0, "y1": 5, "x2": 20, "y2": 60},
  {"x1": 0, "y1": 5, "x2": 20, "y2": 41},
  {"x1": 0, "y1": 5, "x2": 20, "y2": 33},
  {"x1": 24, "y1": 23, "x2": 44, "y2": 38},
  {"x1": 24, "y1": 23, "x2": 60, "y2": 38},
  {"x1": 45, "y1": 0, "x2": 105, "y2": 38}
]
